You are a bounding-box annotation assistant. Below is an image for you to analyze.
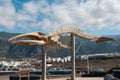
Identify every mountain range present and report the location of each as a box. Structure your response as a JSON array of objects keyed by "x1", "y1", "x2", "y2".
[{"x1": 0, "y1": 32, "x2": 120, "y2": 59}]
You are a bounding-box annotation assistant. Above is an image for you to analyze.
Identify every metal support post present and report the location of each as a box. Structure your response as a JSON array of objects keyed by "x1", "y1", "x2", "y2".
[
  {"x1": 71, "y1": 33, "x2": 75, "y2": 80},
  {"x1": 42, "y1": 46, "x2": 46, "y2": 80}
]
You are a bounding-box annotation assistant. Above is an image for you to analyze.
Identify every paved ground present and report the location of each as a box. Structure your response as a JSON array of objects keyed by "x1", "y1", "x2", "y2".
[
  {"x1": 48, "y1": 77, "x2": 103, "y2": 80},
  {"x1": 0, "y1": 76, "x2": 103, "y2": 80},
  {"x1": 0, "y1": 76, "x2": 9, "y2": 80}
]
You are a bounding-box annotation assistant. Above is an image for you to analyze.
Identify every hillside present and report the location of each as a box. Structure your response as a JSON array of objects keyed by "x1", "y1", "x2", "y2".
[{"x1": 0, "y1": 32, "x2": 120, "y2": 59}]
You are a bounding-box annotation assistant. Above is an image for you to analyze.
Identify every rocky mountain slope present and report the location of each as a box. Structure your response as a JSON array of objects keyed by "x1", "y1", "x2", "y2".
[{"x1": 0, "y1": 32, "x2": 120, "y2": 59}]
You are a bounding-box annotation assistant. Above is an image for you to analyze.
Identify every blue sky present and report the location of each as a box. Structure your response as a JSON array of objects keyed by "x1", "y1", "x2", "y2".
[{"x1": 0, "y1": 0, "x2": 120, "y2": 35}]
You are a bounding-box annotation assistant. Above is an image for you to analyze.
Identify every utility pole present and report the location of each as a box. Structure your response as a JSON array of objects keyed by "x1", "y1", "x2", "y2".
[{"x1": 87, "y1": 55, "x2": 90, "y2": 74}]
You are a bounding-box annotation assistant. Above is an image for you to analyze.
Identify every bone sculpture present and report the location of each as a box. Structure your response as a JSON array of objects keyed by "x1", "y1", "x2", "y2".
[{"x1": 9, "y1": 27, "x2": 115, "y2": 48}]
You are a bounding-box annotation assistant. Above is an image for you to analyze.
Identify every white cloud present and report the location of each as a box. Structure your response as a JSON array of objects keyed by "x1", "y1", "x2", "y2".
[
  {"x1": 0, "y1": 0, "x2": 120, "y2": 33},
  {"x1": 0, "y1": 0, "x2": 16, "y2": 29}
]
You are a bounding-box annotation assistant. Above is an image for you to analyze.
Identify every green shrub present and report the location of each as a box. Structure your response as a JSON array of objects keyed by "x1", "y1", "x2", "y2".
[{"x1": 107, "y1": 65, "x2": 120, "y2": 74}]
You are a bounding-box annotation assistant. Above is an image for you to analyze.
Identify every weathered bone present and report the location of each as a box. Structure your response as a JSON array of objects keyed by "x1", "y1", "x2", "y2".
[
  {"x1": 12, "y1": 40, "x2": 46, "y2": 45},
  {"x1": 9, "y1": 32, "x2": 45, "y2": 41},
  {"x1": 47, "y1": 26, "x2": 115, "y2": 43},
  {"x1": 9, "y1": 27, "x2": 115, "y2": 48}
]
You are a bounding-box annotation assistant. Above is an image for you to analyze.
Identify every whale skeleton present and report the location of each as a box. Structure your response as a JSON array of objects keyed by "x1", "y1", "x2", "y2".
[
  {"x1": 8, "y1": 32, "x2": 68, "y2": 48},
  {"x1": 8, "y1": 27, "x2": 115, "y2": 80},
  {"x1": 47, "y1": 27, "x2": 115, "y2": 44},
  {"x1": 9, "y1": 27, "x2": 115, "y2": 48}
]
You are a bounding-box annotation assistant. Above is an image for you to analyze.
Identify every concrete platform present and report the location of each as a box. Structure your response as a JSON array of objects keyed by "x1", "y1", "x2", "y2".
[
  {"x1": 0, "y1": 76, "x2": 103, "y2": 80},
  {"x1": 48, "y1": 77, "x2": 103, "y2": 80}
]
